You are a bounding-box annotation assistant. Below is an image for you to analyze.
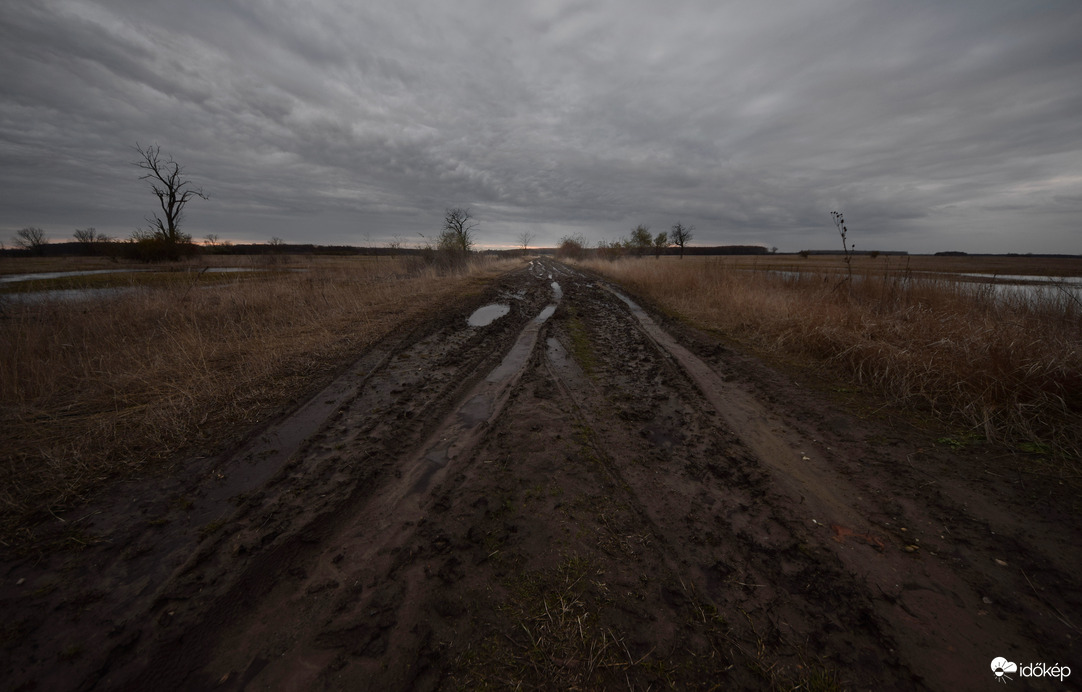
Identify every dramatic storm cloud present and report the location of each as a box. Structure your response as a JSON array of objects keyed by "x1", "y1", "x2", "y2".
[{"x1": 2, "y1": 0, "x2": 1080, "y2": 252}]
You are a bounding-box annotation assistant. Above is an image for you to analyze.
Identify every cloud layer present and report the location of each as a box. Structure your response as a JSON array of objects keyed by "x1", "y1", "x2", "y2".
[{"x1": 2, "y1": 0, "x2": 1080, "y2": 252}]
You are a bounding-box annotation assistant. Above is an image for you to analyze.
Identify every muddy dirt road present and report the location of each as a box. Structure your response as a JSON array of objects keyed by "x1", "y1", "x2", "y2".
[{"x1": 3, "y1": 258, "x2": 1079, "y2": 690}]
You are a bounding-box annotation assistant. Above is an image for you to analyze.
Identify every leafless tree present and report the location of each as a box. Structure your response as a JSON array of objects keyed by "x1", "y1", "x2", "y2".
[
  {"x1": 439, "y1": 207, "x2": 477, "y2": 256},
  {"x1": 517, "y1": 230, "x2": 535, "y2": 255},
  {"x1": 670, "y1": 222, "x2": 694, "y2": 258},
  {"x1": 14, "y1": 227, "x2": 47, "y2": 254},
  {"x1": 134, "y1": 143, "x2": 207, "y2": 245},
  {"x1": 73, "y1": 227, "x2": 98, "y2": 244},
  {"x1": 74, "y1": 227, "x2": 111, "y2": 255}
]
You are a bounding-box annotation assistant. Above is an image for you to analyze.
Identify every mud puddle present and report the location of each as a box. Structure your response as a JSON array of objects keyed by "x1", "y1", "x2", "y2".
[{"x1": 466, "y1": 303, "x2": 510, "y2": 327}]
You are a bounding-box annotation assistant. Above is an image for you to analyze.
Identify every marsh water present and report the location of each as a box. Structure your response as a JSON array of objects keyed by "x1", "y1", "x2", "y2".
[
  {"x1": 757, "y1": 268, "x2": 1082, "y2": 304},
  {"x1": 0, "y1": 267, "x2": 269, "y2": 303}
]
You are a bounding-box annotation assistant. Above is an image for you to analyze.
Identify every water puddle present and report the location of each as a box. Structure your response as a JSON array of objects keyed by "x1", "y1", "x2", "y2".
[
  {"x1": 0, "y1": 268, "x2": 149, "y2": 283},
  {"x1": 467, "y1": 303, "x2": 510, "y2": 327},
  {"x1": 1, "y1": 266, "x2": 291, "y2": 304},
  {"x1": 415, "y1": 295, "x2": 562, "y2": 483},
  {"x1": 747, "y1": 269, "x2": 1082, "y2": 304},
  {"x1": 0, "y1": 266, "x2": 267, "y2": 284},
  {"x1": 551, "y1": 281, "x2": 563, "y2": 300},
  {"x1": 2, "y1": 287, "x2": 136, "y2": 303},
  {"x1": 957, "y1": 273, "x2": 1082, "y2": 285}
]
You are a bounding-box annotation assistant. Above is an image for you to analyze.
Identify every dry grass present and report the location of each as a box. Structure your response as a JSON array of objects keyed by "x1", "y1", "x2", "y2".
[
  {"x1": 453, "y1": 555, "x2": 655, "y2": 690},
  {"x1": 576, "y1": 256, "x2": 1082, "y2": 461},
  {"x1": 0, "y1": 255, "x2": 522, "y2": 543}
]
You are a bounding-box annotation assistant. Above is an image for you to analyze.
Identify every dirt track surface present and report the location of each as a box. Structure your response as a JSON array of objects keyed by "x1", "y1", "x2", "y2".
[{"x1": 3, "y1": 258, "x2": 1079, "y2": 690}]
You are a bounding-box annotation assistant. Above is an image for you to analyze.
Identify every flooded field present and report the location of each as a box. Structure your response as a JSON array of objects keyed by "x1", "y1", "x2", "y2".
[
  {"x1": 0, "y1": 268, "x2": 150, "y2": 283},
  {"x1": 0, "y1": 266, "x2": 284, "y2": 303}
]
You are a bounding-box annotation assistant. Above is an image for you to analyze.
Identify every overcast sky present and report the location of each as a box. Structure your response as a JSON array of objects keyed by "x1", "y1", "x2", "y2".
[{"x1": 2, "y1": 1, "x2": 1080, "y2": 253}]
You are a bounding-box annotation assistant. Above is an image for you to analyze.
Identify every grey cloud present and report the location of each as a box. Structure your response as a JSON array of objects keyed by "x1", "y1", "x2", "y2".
[{"x1": 1, "y1": 0, "x2": 1080, "y2": 252}]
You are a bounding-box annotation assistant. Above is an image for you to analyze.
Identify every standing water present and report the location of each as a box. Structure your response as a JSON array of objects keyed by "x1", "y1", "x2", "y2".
[{"x1": 467, "y1": 303, "x2": 510, "y2": 327}]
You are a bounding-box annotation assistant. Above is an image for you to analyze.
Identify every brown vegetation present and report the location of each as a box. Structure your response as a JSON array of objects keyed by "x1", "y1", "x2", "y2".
[
  {"x1": 0, "y1": 255, "x2": 520, "y2": 543},
  {"x1": 575, "y1": 255, "x2": 1082, "y2": 460}
]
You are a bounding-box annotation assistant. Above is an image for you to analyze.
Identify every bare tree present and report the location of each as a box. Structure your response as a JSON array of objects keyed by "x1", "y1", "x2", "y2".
[
  {"x1": 517, "y1": 229, "x2": 535, "y2": 255},
  {"x1": 134, "y1": 143, "x2": 207, "y2": 246},
  {"x1": 439, "y1": 207, "x2": 477, "y2": 256},
  {"x1": 73, "y1": 227, "x2": 98, "y2": 244},
  {"x1": 74, "y1": 227, "x2": 108, "y2": 256},
  {"x1": 670, "y1": 222, "x2": 694, "y2": 259},
  {"x1": 14, "y1": 227, "x2": 47, "y2": 254},
  {"x1": 652, "y1": 231, "x2": 670, "y2": 259}
]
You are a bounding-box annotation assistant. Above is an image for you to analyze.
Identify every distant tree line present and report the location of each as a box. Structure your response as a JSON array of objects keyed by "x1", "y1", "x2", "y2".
[
  {"x1": 798, "y1": 249, "x2": 908, "y2": 257},
  {"x1": 0, "y1": 237, "x2": 429, "y2": 259},
  {"x1": 557, "y1": 221, "x2": 700, "y2": 261}
]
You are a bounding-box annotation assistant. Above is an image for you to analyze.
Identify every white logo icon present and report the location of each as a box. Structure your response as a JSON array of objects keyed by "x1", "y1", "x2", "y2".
[{"x1": 991, "y1": 657, "x2": 1018, "y2": 683}]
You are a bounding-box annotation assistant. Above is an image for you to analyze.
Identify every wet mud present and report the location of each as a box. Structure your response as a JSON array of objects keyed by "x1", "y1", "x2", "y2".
[{"x1": 2, "y1": 259, "x2": 1079, "y2": 691}]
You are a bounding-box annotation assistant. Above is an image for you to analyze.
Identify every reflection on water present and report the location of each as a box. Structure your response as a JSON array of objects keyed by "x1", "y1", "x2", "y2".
[
  {"x1": 467, "y1": 303, "x2": 510, "y2": 327},
  {"x1": 0, "y1": 266, "x2": 284, "y2": 304},
  {"x1": 1, "y1": 266, "x2": 263, "y2": 284},
  {"x1": 0, "y1": 269, "x2": 149, "y2": 283},
  {"x1": 754, "y1": 269, "x2": 1082, "y2": 304},
  {"x1": 958, "y1": 273, "x2": 1082, "y2": 285},
  {"x1": 2, "y1": 287, "x2": 136, "y2": 304}
]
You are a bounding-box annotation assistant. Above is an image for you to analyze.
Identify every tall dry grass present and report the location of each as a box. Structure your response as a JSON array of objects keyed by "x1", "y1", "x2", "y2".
[
  {"x1": 0, "y1": 255, "x2": 521, "y2": 540},
  {"x1": 578, "y1": 257, "x2": 1082, "y2": 460}
]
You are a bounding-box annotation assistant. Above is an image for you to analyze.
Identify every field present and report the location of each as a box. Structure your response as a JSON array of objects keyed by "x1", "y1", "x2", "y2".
[
  {"x1": 1, "y1": 254, "x2": 1080, "y2": 690},
  {"x1": 0, "y1": 255, "x2": 518, "y2": 541},
  {"x1": 575, "y1": 254, "x2": 1082, "y2": 458}
]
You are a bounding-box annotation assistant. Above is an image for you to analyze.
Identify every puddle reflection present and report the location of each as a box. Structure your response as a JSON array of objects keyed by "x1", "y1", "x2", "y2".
[{"x1": 467, "y1": 303, "x2": 510, "y2": 327}]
